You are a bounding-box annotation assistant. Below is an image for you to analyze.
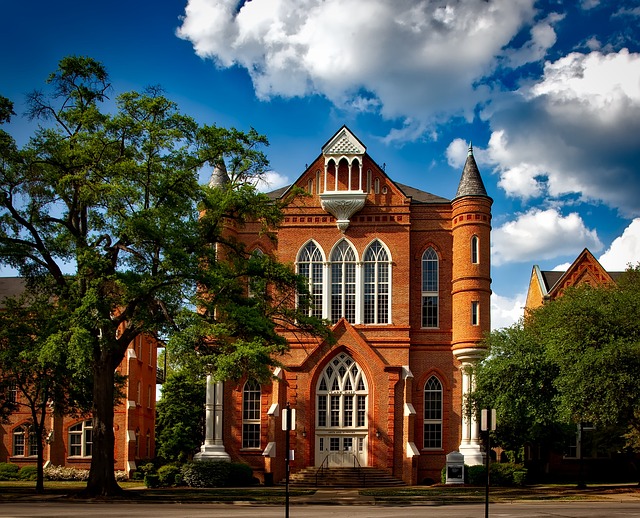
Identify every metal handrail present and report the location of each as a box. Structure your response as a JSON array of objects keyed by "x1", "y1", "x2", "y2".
[{"x1": 315, "y1": 452, "x2": 364, "y2": 486}]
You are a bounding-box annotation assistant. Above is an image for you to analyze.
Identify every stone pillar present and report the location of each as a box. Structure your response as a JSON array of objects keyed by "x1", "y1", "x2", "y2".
[
  {"x1": 458, "y1": 361, "x2": 483, "y2": 466},
  {"x1": 194, "y1": 374, "x2": 230, "y2": 461}
]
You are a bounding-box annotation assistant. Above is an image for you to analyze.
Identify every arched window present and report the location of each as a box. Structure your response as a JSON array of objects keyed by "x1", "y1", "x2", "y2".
[
  {"x1": 317, "y1": 353, "x2": 368, "y2": 430},
  {"x1": 421, "y1": 247, "x2": 439, "y2": 328},
  {"x1": 242, "y1": 379, "x2": 261, "y2": 449},
  {"x1": 423, "y1": 376, "x2": 443, "y2": 449},
  {"x1": 364, "y1": 240, "x2": 390, "y2": 324},
  {"x1": 146, "y1": 430, "x2": 151, "y2": 458},
  {"x1": 69, "y1": 420, "x2": 93, "y2": 457},
  {"x1": 471, "y1": 235, "x2": 479, "y2": 264},
  {"x1": 297, "y1": 242, "x2": 323, "y2": 318},
  {"x1": 330, "y1": 241, "x2": 357, "y2": 323}
]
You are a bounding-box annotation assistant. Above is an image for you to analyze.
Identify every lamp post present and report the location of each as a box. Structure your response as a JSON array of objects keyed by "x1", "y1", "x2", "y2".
[
  {"x1": 481, "y1": 408, "x2": 496, "y2": 518},
  {"x1": 282, "y1": 402, "x2": 295, "y2": 518}
]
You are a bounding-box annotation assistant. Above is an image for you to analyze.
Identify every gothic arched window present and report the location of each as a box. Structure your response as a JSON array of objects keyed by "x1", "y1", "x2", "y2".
[
  {"x1": 297, "y1": 242, "x2": 324, "y2": 318},
  {"x1": 422, "y1": 247, "x2": 439, "y2": 328},
  {"x1": 330, "y1": 241, "x2": 356, "y2": 323},
  {"x1": 242, "y1": 379, "x2": 261, "y2": 449},
  {"x1": 423, "y1": 376, "x2": 443, "y2": 449},
  {"x1": 363, "y1": 240, "x2": 390, "y2": 324}
]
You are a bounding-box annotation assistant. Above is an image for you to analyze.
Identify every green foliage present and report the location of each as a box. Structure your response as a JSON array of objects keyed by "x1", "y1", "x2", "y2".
[
  {"x1": 155, "y1": 370, "x2": 206, "y2": 462},
  {"x1": 18, "y1": 465, "x2": 38, "y2": 481},
  {"x1": 0, "y1": 462, "x2": 20, "y2": 480},
  {"x1": 466, "y1": 465, "x2": 485, "y2": 485},
  {"x1": 181, "y1": 461, "x2": 231, "y2": 488},
  {"x1": 180, "y1": 461, "x2": 254, "y2": 488},
  {"x1": 157, "y1": 463, "x2": 184, "y2": 486},
  {"x1": 144, "y1": 474, "x2": 160, "y2": 488}
]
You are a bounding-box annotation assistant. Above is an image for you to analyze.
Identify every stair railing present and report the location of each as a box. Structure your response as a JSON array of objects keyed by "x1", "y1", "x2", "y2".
[{"x1": 315, "y1": 452, "x2": 366, "y2": 486}]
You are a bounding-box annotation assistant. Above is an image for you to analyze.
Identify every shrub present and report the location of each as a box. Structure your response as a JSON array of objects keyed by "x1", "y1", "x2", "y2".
[
  {"x1": 158, "y1": 463, "x2": 182, "y2": 487},
  {"x1": 464, "y1": 463, "x2": 527, "y2": 487},
  {"x1": 18, "y1": 466, "x2": 38, "y2": 481},
  {"x1": 513, "y1": 470, "x2": 528, "y2": 486},
  {"x1": 228, "y1": 462, "x2": 254, "y2": 486},
  {"x1": 467, "y1": 464, "x2": 486, "y2": 485},
  {"x1": 490, "y1": 463, "x2": 527, "y2": 486},
  {"x1": 43, "y1": 465, "x2": 89, "y2": 481},
  {"x1": 0, "y1": 462, "x2": 20, "y2": 480},
  {"x1": 182, "y1": 461, "x2": 231, "y2": 488},
  {"x1": 144, "y1": 474, "x2": 160, "y2": 488}
]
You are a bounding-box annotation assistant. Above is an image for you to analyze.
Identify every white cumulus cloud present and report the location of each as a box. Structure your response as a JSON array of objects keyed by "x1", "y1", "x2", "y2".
[
  {"x1": 598, "y1": 218, "x2": 640, "y2": 270},
  {"x1": 483, "y1": 48, "x2": 640, "y2": 217},
  {"x1": 492, "y1": 208, "x2": 602, "y2": 266},
  {"x1": 177, "y1": 0, "x2": 540, "y2": 135},
  {"x1": 491, "y1": 291, "x2": 526, "y2": 330}
]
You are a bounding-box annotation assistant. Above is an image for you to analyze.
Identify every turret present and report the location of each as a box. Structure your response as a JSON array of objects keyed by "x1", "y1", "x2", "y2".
[{"x1": 451, "y1": 143, "x2": 492, "y2": 361}]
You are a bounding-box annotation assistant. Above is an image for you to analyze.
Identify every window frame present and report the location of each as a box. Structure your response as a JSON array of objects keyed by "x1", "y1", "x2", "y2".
[
  {"x1": 423, "y1": 376, "x2": 443, "y2": 450},
  {"x1": 242, "y1": 379, "x2": 261, "y2": 449},
  {"x1": 297, "y1": 241, "x2": 324, "y2": 319},
  {"x1": 363, "y1": 240, "x2": 390, "y2": 325},
  {"x1": 68, "y1": 419, "x2": 93, "y2": 458},
  {"x1": 330, "y1": 240, "x2": 357, "y2": 324},
  {"x1": 421, "y1": 247, "x2": 439, "y2": 328}
]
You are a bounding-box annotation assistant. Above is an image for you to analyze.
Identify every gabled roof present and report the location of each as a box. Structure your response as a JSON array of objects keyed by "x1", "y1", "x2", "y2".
[
  {"x1": 266, "y1": 126, "x2": 449, "y2": 203},
  {"x1": 526, "y1": 249, "x2": 625, "y2": 308}
]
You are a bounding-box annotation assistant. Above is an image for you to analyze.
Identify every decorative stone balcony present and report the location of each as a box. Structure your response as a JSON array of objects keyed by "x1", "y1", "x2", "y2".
[{"x1": 320, "y1": 191, "x2": 367, "y2": 232}]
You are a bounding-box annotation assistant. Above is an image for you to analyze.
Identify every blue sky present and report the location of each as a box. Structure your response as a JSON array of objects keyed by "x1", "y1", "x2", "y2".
[{"x1": 2, "y1": 0, "x2": 640, "y2": 329}]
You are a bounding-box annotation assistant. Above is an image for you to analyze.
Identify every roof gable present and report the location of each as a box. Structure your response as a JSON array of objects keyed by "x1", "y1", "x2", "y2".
[{"x1": 549, "y1": 249, "x2": 614, "y2": 297}]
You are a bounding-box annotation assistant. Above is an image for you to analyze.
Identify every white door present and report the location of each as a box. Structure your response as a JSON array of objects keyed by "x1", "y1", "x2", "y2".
[{"x1": 316, "y1": 434, "x2": 367, "y2": 467}]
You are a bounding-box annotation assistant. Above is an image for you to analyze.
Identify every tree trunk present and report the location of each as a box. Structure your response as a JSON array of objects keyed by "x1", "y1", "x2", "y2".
[{"x1": 83, "y1": 345, "x2": 122, "y2": 497}]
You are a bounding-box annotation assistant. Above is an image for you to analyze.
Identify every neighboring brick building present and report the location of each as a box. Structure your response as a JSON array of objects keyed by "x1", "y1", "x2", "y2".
[
  {"x1": 196, "y1": 126, "x2": 492, "y2": 485},
  {"x1": 0, "y1": 277, "x2": 160, "y2": 475}
]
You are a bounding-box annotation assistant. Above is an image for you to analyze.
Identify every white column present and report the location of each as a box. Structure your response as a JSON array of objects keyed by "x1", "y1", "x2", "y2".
[
  {"x1": 458, "y1": 362, "x2": 484, "y2": 466},
  {"x1": 194, "y1": 374, "x2": 230, "y2": 461}
]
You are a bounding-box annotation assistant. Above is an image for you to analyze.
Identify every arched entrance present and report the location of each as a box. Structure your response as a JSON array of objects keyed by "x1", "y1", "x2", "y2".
[{"x1": 315, "y1": 352, "x2": 368, "y2": 467}]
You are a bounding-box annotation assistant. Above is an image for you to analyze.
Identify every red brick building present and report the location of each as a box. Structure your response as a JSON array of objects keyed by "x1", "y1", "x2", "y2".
[
  {"x1": 0, "y1": 276, "x2": 159, "y2": 476},
  {"x1": 196, "y1": 127, "x2": 492, "y2": 485}
]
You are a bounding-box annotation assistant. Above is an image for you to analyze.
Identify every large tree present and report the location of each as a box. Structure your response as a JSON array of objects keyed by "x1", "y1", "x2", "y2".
[
  {"x1": 474, "y1": 266, "x2": 640, "y2": 467},
  {"x1": 0, "y1": 56, "x2": 327, "y2": 496}
]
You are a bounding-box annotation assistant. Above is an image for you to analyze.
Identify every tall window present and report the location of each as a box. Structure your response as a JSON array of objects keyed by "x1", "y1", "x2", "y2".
[
  {"x1": 423, "y1": 376, "x2": 443, "y2": 449},
  {"x1": 69, "y1": 420, "x2": 93, "y2": 457},
  {"x1": 317, "y1": 353, "x2": 367, "y2": 430},
  {"x1": 12, "y1": 426, "x2": 25, "y2": 456},
  {"x1": 471, "y1": 301, "x2": 479, "y2": 326},
  {"x1": 422, "y1": 247, "x2": 439, "y2": 328},
  {"x1": 242, "y1": 379, "x2": 261, "y2": 449},
  {"x1": 8, "y1": 380, "x2": 18, "y2": 403},
  {"x1": 297, "y1": 242, "x2": 324, "y2": 318},
  {"x1": 471, "y1": 235, "x2": 479, "y2": 264},
  {"x1": 331, "y1": 240, "x2": 356, "y2": 323},
  {"x1": 364, "y1": 240, "x2": 389, "y2": 324}
]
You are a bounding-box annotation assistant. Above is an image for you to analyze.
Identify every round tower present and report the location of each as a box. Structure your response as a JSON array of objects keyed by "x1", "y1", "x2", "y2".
[{"x1": 451, "y1": 143, "x2": 492, "y2": 465}]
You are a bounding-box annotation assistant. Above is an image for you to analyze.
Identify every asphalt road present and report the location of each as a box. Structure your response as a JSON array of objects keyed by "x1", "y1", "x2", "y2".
[{"x1": 1, "y1": 502, "x2": 640, "y2": 518}]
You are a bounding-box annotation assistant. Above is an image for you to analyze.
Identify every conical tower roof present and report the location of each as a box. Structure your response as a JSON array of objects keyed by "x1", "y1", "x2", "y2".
[
  {"x1": 208, "y1": 159, "x2": 230, "y2": 188},
  {"x1": 454, "y1": 143, "x2": 488, "y2": 199}
]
